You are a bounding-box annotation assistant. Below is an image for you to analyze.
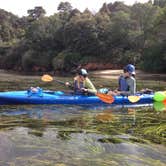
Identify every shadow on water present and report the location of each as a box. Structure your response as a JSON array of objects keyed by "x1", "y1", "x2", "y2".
[{"x1": 0, "y1": 104, "x2": 166, "y2": 166}]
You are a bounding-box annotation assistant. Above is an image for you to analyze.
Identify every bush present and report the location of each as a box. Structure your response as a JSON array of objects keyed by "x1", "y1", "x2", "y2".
[
  {"x1": 21, "y1": 50, "x2": 34, "y2": 71},
  {"x1": 52, "y1": 51, "x2": 82, "y2": 72},
  {"x1": 22, "y1": 50, "x2": 51, "y2": 71},
  {"x1": 141, "y1": 43, "x2": 166, "y2": 73}
]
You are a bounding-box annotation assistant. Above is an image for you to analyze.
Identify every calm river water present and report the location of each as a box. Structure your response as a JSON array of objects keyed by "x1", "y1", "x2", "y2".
[
  {"x1": 0, "y1": 71, "x2": 166, "y2": 165},
  {"x1": 0, "y1": 103, "x2": 166, "y2": 166}
]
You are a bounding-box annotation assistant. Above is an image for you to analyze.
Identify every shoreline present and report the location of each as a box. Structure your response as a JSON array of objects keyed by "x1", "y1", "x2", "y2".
[{"x1": 0, "y1": 69, "x2": 166, "y2": 82}]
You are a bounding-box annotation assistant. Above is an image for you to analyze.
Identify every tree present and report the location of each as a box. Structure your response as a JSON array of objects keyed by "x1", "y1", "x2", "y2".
[
  {"x1": 57, "y1": 2, "x2": 73, "y2": 25},
  {"x1": 131, "y1": 2, "x2": 159, "y2": 48},
  {"x1": 27, "y1": 6, "x2": 46, "y2": 21},
  {"x1": 57, "y1": 2, "x2": 72, "y2": 12},
  {"x1": 63, "y1": 10, "x2": 99, "y2": 56},
  {"x1": 153, "y1": 0, "x2": 166, "y2": 8},
  {"x1": 0, "y1": 9, "x2": 23, "y2": 44},
  {"x1": 99, "y1": 3, "x2": 111, "y2": 15},
  {"x1": 107, "y1": 1, "x2": 131, "y2": 13},
  {"x1": 153, "y1": 6, "x2": 166, "y2": 42}
]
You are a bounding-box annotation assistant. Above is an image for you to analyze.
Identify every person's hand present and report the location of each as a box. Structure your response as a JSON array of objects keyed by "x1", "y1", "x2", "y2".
[
  {"x1": 65, "y1": 82, "x2": 70, "y2": 86},
  {"x1": 114, "y1": 90, "x2": 121, "y2": 95},
  {"x1": 114, "y1": 90, "x2": 118, "y2": 93},
  {"x1": 81, "y1": 88, "x2": 88, "y2": 92}
]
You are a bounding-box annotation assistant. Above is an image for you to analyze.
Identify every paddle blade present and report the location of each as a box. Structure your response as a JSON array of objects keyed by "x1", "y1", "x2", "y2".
[
  {"x1": 41, "y1": 74, "x2": 53, "y2": 82},
  {"x1": 128, "y1": 96, "x2": 140, "y2": 103},
  {"x1": 164, "y1": 99, "x2": 166, "y2": 105},
  {"x1": 96, "y1": 93, "x2": 114, "y2": 104}
]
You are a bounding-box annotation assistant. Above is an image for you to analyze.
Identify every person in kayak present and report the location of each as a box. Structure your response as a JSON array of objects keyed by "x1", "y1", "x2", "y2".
[
  {"x1": 66, "y1": 68, "x2": 97, "y2": 95},
  {"x1": 108, "y1": 64, "x2": 136, "y2": 96}
]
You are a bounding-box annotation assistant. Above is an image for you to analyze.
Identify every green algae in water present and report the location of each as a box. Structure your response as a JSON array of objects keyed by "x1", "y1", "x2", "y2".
[
  {"x1": 98, "y1": 137, "x2": 123, "y2": 144},
  {"x1": 0, "y1": 105, "x2": 166, "y2": 165}
]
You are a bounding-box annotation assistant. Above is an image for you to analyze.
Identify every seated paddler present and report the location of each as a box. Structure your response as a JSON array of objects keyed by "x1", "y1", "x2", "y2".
[
  {"x1": 107, "y1": 64, "x2": 136, "y2": 96},
  {"x1": 66, "y1": 68, "x2": 97, "y2": 95}
]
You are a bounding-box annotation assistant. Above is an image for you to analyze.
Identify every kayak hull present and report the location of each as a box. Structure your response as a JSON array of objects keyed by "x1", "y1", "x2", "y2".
[{"x1": 0, "y1": 90, "x2": 154, "y2": 105}]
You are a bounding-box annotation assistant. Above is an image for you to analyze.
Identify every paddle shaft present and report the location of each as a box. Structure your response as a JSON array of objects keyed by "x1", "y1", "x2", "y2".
[{"x1": 54, "y1": 79, "x2": 73, "y2": 89}]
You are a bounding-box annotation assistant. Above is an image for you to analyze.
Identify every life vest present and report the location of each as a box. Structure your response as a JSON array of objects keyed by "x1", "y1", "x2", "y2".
[{"x1": 118, "y1": 75, "x2": 129, "y2": 91}]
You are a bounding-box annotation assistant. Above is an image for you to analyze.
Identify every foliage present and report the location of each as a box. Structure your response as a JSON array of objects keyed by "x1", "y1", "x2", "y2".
[
  {"x1": 0, "y1": 1, "x2": 165, "y2": 72},
  {"x1": 141, "y1": 42, "x2": 166, "y2": 72},
  {"x1": 52, "y1": 51, "x2": 82, "y2": 72},
  {"x1": 27, "y1": 6, "x2": 46, "y2": 21}
]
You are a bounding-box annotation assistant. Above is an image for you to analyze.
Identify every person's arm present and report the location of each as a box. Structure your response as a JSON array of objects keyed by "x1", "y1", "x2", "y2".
[
  {"x1": 73, "y1": 77, "x2": 82, "y2": 93},
  {"x1": 84, "y1": 78, "x2": 97, "y2": 94}
]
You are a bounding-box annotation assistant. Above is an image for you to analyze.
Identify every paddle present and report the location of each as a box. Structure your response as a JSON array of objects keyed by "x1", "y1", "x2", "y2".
[
  {"x1": 96, "y1": 92, "x2": 114, "y2": 104},
  {"x1": 41, "y1": 74, "x2": 73, "y2": 88},
  {"x1": 41, "y1": 74, "x2": 114, "y2": 104}
]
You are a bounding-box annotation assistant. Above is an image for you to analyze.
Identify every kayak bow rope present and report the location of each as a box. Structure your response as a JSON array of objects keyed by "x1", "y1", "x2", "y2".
[{"x1": 41, "y1": 74, "x2": 115, "y2": 104}]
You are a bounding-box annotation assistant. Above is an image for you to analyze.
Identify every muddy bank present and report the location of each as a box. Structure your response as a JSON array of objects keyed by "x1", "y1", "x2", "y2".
[
  {"x1": 0, "y1": 69, "x2": 166, "y2": 83},
  {"x1": 91, "y1": 70, "x2": 166, "y2": 81}
]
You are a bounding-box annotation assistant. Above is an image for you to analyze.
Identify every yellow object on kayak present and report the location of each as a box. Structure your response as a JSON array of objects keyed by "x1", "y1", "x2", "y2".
[
  {"x1": 153, "y1": 91, "x2": 166, "y2": 102},
  {"x1": 128, "y1": 96, "x2": 140, "y2": 103}
]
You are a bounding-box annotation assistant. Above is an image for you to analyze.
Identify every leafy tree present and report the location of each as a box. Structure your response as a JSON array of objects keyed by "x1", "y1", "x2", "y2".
[
  {"x1": 141, "y1": 43, "x2": 166, "y2": 72},
  {"x1": 27, "y1": 6, "x2": 46, "y2": 21},
  {"x1": 25, "y1": 17, "x2": 53, "y2": 50},
  {"x1": 107, "y1": 1, "x2": 131, "y2": 13},
  {"x1": 131, "y1": 2, "x2": 159, "y2": 48},
  {"x1": 153, "y1": 6, "x2": 166, "y2": 42},
  {"x1": 57, "y1": 1, "x2": 73, "y2": 23},
  {"x1": 57, "y1": 2, "x2": 72, "y2": 12},
  {"x1": 0, "y1": 1, "x2": 165, "y2": 73},
  {"x1": 63, "y1": 9, "x2": 99, "y2": 56},
  {"x1": 153, "y1": 0, "x2": 166, "y2": 8},
  {"x1": 0, "y1": 9, "x2": 23, "y2": 43},
  {"x1": 94, "y1": 12, "x2": 111, "y2": 56},
  {"x1": 107, "y1": 11, "x2": 131, "y2": 49},
  {"x1": 22, "y1": 50, "x2": 51, "y2": 71},
  {"x1": 141, "y1": 7, "x2": 166, "y2": 72},
  {"x1": 99, "y1": 3, "x2": 111, "y2": 15}
]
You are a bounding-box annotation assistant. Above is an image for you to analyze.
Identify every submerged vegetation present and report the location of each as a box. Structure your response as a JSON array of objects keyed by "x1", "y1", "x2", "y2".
[{"x1": 0, "y1": 105, "x2": 165, "y2": 147}]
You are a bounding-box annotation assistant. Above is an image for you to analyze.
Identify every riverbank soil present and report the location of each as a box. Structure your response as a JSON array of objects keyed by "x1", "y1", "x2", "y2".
[{"x1": 0, "y1": 69, "x2": 165, "y2": 91}]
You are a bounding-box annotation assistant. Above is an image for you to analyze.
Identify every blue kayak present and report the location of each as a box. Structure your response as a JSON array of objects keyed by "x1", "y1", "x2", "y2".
[{"x1": 0, "y1": 90, "x2": 154, "y2": 105}]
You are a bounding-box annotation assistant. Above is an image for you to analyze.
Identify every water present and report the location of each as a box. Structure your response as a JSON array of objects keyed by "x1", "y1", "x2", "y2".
[{"x1": 0, "y1": 104, "x2": 165, "y2": 166}]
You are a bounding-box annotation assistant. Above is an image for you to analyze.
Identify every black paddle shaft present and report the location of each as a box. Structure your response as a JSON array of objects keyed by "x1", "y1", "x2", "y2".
[{"x1": 55, "y1": 79, "x2": 73, "y2": 89}]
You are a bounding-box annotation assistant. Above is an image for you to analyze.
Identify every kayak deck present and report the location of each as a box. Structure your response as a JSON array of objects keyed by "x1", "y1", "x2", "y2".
[{"x1": 0, "y1": 90, "x2": 154, "y2": 105}]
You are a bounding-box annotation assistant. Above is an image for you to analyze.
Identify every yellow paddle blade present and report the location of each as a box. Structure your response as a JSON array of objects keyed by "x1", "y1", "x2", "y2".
[
  {"x1": 41, "y1": 74, "x2": 53, "y2": 82},
  {"x1": 128, "y1": 96, "x2": 140, "y2": 103},
  {"x1": 96, "y1": 93, "x2": 114, "y2": 104}
]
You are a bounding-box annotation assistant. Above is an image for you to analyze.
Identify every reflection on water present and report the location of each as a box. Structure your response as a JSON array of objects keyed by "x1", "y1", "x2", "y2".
[{"x1": 0, "y1": 104, "x2": 166, "y2": 166}]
